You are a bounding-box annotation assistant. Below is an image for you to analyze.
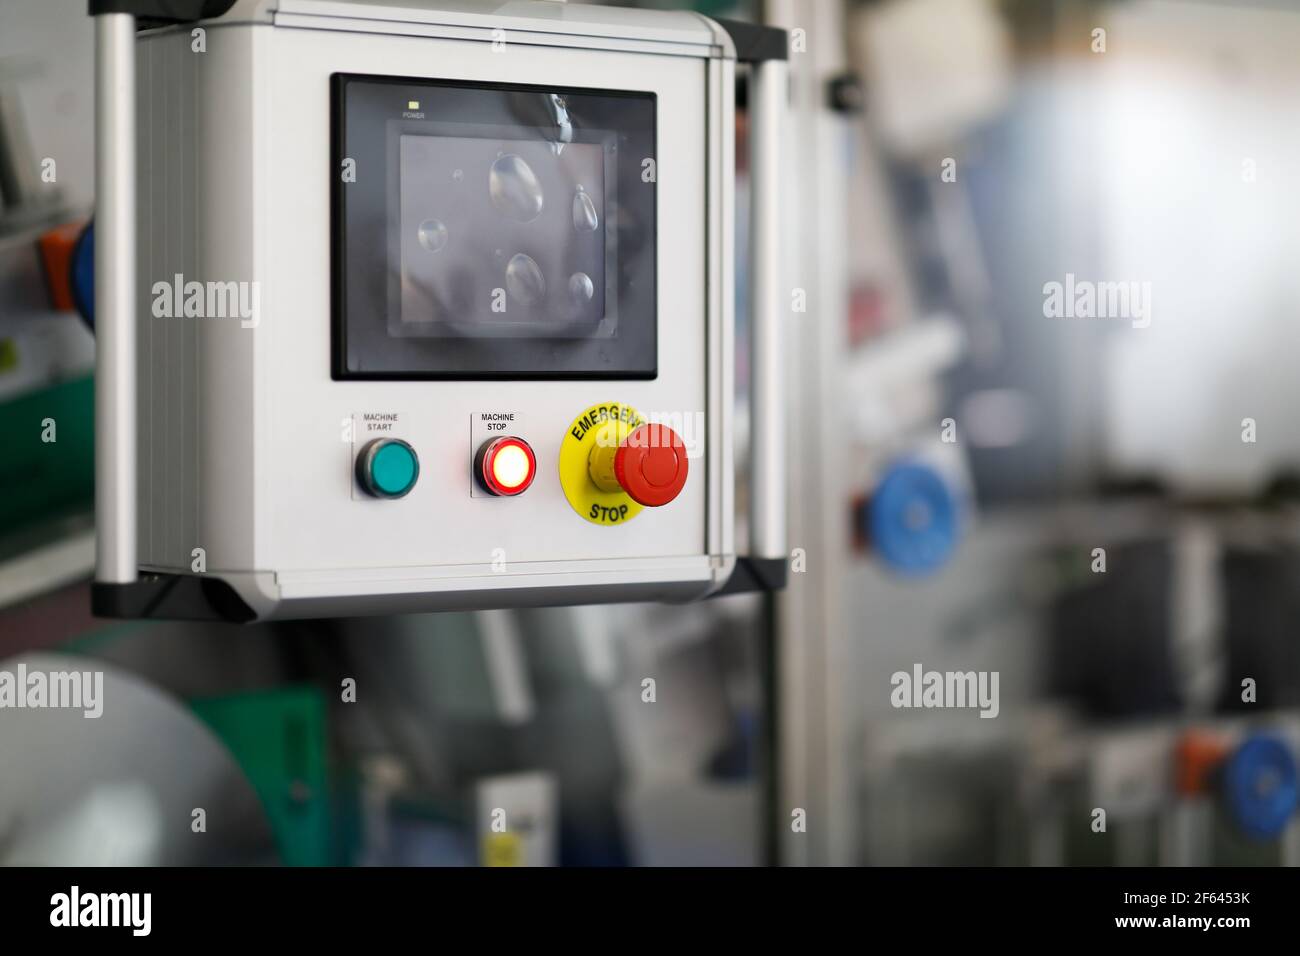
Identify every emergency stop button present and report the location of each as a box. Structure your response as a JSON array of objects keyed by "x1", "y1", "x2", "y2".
[
  {"x1": 590, "y1": 424, "x2": 688, "y2": 507},
  {"x1": 559, "y1": 403, "x2": 688, "y2": 526},
  {"x1": 357, "y1": 438, "x2": 419, "y2": 499}
]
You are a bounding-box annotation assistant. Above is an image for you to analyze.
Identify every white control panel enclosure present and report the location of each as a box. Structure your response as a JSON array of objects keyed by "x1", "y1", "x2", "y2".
[{"x1": 130, "y1": 0, "x2": 737, "y2": 619}]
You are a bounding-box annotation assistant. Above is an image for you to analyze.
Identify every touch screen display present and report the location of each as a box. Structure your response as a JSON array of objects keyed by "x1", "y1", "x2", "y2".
[{"x1": 333, "y1": 75, "x2": 657, "y2": 379}]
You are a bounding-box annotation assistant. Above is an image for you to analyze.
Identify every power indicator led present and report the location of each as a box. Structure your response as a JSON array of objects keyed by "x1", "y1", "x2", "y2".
[
  {"x1": 492, "y1": 444, "x2": 531, "y2": 489},
  {"x1": 476, "y1": 436, "x2": 537, "y2": 497}
]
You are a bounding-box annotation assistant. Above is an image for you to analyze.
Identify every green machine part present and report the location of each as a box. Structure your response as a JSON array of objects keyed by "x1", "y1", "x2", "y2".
[
  {"x1": 191, "y1": 686, "x2": 333, "y2": 866},
  {"x1": 0, "y1": 374, "x2": 94, "y2": 536}
]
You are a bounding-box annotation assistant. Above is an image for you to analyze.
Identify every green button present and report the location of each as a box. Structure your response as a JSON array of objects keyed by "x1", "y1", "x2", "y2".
[{"x1": 361, "y1": 439, "x2": 418, "y2": 498}]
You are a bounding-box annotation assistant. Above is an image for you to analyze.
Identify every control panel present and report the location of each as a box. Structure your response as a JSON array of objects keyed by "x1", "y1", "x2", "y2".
[
  {"x1": 353, "y1": 402, "x2": 688, "y2": 526},
  {"x1": 88, "y1": 0, "x2": 788, "y2": 623}
]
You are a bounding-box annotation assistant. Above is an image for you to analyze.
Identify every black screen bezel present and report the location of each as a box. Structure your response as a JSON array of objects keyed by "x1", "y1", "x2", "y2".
[{"x1": 331, "y1": 73, "x2": 658, "y2": 381}]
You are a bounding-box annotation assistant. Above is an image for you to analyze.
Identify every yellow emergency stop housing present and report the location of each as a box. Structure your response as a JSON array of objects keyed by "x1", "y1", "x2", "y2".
[{"x1": 559, "y1": 402, "x2": 647, "y2": 527}]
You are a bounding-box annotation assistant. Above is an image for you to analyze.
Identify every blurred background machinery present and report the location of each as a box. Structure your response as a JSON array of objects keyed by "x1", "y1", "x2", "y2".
[{"x1": 4, "y1": 0, "x2": 1300, "y2": 866}]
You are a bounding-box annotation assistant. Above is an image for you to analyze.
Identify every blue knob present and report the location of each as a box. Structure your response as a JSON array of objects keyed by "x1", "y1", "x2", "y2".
[
  {"x1": 71, "y1": 221, "x2": 95, "y2": 330},
  {"x1": 1223, "y1": 734, "x2": 1298, "y2": 841},
  {"x1": 867, "y1": 461, "x2": 961, "y2": 577}
]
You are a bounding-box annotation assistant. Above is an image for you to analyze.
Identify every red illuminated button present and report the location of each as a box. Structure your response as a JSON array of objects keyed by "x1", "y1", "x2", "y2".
[
  {"x1": 477, "y1": 436, "x2": 537, "y2": 496},
  {"x1": 613, "y1": 424, "x2": 688, "y2": 507}
]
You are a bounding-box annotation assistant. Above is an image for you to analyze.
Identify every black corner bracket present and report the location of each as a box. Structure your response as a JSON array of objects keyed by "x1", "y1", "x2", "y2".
[
  {"x1": 711, "y1": 17, "x2": 789, "y2": 64},
  {"x1": 713, "y1": 556, "x2": 789, "y2": 597},
  {"x1": 89, "y1": 0, "x2": 237, "y2": 25},
  {"x1": 92, "y1": 574, "x2": 257, "y2": 623}
]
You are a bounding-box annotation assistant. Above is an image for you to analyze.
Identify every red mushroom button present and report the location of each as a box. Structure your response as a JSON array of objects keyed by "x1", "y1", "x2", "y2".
[{"x1": 613, "y1": 424, "x2": 688, "y2": 507}]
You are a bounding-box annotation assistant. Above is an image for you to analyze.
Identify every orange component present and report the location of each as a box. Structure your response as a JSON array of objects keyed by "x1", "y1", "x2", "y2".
[
  {"x1": 1174, "y1": 732, "x2": 1230, "y2": 797},
  {"x1": 37, "y1": 222, "x2": 85, "y2": 313}
]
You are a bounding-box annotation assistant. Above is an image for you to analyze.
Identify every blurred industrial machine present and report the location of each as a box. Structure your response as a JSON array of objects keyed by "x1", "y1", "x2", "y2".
[{"x1": 784, "y1": 0, "x2": 1300, "y2": 865}]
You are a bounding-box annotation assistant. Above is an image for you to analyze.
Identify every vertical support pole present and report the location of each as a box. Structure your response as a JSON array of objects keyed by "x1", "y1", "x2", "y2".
[
  {"x1": 94, "y1": 13, "x2": 137, "y2": 585},
  {"x1": 748, "y1": 57, "x2": 788, "y2": 560}
]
